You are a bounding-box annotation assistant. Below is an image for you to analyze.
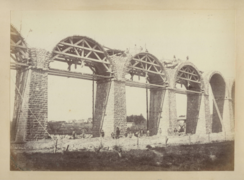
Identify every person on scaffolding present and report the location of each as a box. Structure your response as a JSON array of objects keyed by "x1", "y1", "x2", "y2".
[{"x1": 116, "y1": 127, "x2": 120, "y2": 139}]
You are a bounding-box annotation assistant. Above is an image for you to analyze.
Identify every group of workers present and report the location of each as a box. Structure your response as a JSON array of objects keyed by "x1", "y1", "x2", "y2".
[{"x1": 71, "y1": 124, "x2": 186, "y2": 140}]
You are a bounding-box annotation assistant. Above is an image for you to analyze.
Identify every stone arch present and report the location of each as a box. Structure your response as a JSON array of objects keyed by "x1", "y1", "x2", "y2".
[
  {"x1": 203, "y1": 71, "x2": 226, "y2": 133},
  {"x1": 166, "y1": 61, "x2": 204, "y2": 134},
  {"x1": 171, "y1": 61, "x2": 204, "y2": 91},
  {"x1": 122, "y1": 52, "x2": 170, "y2": 135},
  {"x1": 51, "y1": 35, "x2": 114, "y2": 76},
  {"x1": 124, "y1": 52, "x2": 169, "y2": 84}
]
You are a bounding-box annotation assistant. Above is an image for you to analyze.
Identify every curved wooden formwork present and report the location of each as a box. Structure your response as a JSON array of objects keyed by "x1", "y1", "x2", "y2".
[
  {"x1": 51, "y1": 36, "x2": 113, "y2": 76},
  {"x1": 10, "y1": 25, "x2": 29, "y2": 69}
]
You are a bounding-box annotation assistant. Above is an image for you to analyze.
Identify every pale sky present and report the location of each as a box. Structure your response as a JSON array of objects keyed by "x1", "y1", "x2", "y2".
[{"x1": 10, "y1": 11, "x2": 235, "y2": 121}]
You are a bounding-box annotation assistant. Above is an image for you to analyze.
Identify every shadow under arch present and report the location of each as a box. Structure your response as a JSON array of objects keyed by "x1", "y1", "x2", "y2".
[
  {"x1": 203, "y1": 71, "x2": 226, "y2": 133},
  {"x1": 172, "y1": 61, "x2": 204, "y2": 91},
  {"x1": 123, "y1": 52, "x2": 170, "y2": 135},
  {"x1": 169, "y1": 61, "x2": 204, "y2": 134}
]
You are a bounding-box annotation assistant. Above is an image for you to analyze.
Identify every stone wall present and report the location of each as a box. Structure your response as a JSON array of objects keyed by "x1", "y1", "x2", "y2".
[
  {"x1": 12, "y1": 49, "x2": 235, "y2": 142},
  {"x1": 11, "y1": 69, "x2": 29, "y2": 141},
  {"x1": 186, "y1": 94, "x2": 201, "y2": 134},
  {"x1": 26, "y1": 69, "x2": 48, "y2": 141},
  {"x1": 149, "y1": 89, "x2": 165, "y2": 135},
  {"x1": 93, "y1": 80, "x2": 112, "y2": 137},
  {"x1": 14, "y1": 49, "x2": 50, "y2": 142},
  {"x1": 14, "y1": 69, "x2": 32, "y2": 142},
  {"x1": 168, "y1": 90, "x2": 178, "y2": 131}
]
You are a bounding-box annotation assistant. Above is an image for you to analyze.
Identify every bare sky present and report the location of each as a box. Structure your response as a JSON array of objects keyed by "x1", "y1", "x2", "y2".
[{"x1": 10, "y1": 10, "x2": 235, "y2": 121}]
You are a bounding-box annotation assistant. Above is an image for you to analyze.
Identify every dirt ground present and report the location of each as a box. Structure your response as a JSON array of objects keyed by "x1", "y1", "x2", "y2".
[{"x1": 10, "y1": 140, "x2": 234, "y2": 171}]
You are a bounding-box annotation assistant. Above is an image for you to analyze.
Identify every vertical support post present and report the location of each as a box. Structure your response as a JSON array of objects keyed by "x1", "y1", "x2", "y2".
[
  {"x1": 92, "y1": 73, "x2": 94, "y2": 128},
  {"x1": 146, "y1": 87, "x2": 149, "y2": 130}
]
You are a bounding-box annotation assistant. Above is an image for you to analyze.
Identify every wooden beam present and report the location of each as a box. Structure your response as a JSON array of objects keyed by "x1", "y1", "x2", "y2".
[
  {"x1": 179, "y1": 70, "x2": 199, "y2": 77},
  {"x1": 10, "y1": 54, "x2": 17, "y2": 61},
  {"x1": 173, "y1": 88, "x2": 201, "y2": 94},
  {"x1": 10, "y1": 62, "x2": 28, "y2": 66},
  {"x1": 125, "y1": 80, "x2": 166, "y2": 89},
  {"x1": 11, "y1": 44, "x2": 27, "y2": 49},
  {"x1": 129, "y1": 66, "x2": 165, "y2": 76},
  {"x1": 53, "y1": 51, "x2": 110, "y2": 64},
  {"x1": 132, "y1": 57, "x2": 160, "y2": 67},
  {"x1": 48, "y1": 68, "x2": 111, "y2": 79},
  {"x1": 93, "y1": 51, "x2": 102, "y2": 61},
  {"x1": 60, "y1": 42, "x2": 104, "y2": 54},
  {"x1": 177, "y1": 77, "x2": 201, "y2": 84},
  {"x1": 11, "y1": 32, "x2": 19, "y2": 36}
]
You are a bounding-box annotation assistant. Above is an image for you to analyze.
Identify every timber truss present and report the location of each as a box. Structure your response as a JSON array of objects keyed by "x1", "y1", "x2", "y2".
[
  {"x1": 176, "y1": 65, "x2": 201, "y2": 91},
  {"x1": 51, "y1": 36, "x2": 112, "y2": 76},
  {"x1": 10, "y1": 25, "x2": 29, "y2": 69},
  {"x1": 127, "y1": 53, "x2": 166, "y2": 85}
]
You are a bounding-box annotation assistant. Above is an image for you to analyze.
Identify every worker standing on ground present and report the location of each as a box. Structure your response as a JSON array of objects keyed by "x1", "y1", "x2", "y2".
[
  {"x1": 72, "y1": 131, "x2": 76, "y2": 139},
  {"x1": 100, "y1": 129, "x2": 105, "y2": 138},
  {"x1": 147, "y1": 129, "x2": 150, "y2": 136},
  {"x1": 116, "y1": 127, "x2": 120, "y2": 139}
]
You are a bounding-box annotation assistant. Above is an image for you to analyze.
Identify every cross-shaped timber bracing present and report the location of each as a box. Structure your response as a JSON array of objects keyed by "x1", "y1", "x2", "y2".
[
  {"x1": 128, "y1": 53, "x2": 166, "y2": 85},
  {"x1": 10, "y1": 24, "x2": 235, "y2": 142},
  {"x1": 10, "y1": 26, "x2": 29, "y2": 69},
  {"x1": 51, "y1": 36, "x2": 112, "y2": 76},
  {"x1": 176, "y1": 65, "x2": 201, "y2": 91}
]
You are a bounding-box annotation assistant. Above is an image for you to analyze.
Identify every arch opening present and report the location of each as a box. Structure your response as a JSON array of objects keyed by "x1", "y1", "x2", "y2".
[
  {"x1": 125, "y1": 53, "x2": 167, "y2": 135},
  {"x1": 209, "y1": 74, "x2": 226, "y2": 133},
  {"x1": 175, "y1": 65, "x2": 201, "y2": 92},
  {"x1": 175, "y1": 65, "x2": 202, "y2": 135},
  {"x1": 51, "y1": 36, "x2": 112, "y2": 76},
  {"x1": 125, "y1": 53, "x2": 167, "y2": 86}
]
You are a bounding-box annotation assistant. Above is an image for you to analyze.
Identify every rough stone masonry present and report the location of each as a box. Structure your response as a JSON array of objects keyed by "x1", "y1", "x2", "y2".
[{"x1": 11, "y1": 49, "x2": 235, "y2": 142}]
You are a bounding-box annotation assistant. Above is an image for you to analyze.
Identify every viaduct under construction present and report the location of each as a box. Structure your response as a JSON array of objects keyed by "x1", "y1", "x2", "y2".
[{"x1": 10, "y1": 25, "x2": 235, "y2": 142}]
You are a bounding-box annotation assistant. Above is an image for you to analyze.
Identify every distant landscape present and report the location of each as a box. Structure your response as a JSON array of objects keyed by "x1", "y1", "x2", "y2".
[{"x1": 46, "y1": 114, "x2": 147, "y2": 135}]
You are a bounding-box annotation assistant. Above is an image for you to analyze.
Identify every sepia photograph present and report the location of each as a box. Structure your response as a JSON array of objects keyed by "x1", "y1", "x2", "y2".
[{"x1": 10, "y1": 10, "x2": 235, "y2": 171}]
